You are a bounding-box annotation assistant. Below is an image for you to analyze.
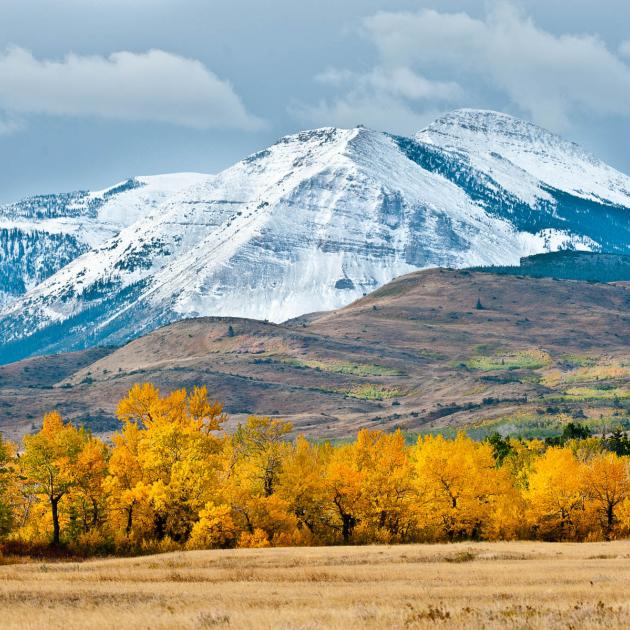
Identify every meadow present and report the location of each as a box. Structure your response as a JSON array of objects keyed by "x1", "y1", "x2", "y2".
[{"x1": 1, "y1": 541, "x2": 630, "y2": 629}]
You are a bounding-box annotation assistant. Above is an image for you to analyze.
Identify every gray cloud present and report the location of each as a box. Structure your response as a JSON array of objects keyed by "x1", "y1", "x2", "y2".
[
  {"x1": 300, "y1": 3, "x2": 630, "y2": 132},
  {"x1": 0, "y1": 47, "x2": 263, "y2": 130},
  {"x1": 0, "y1": 115, "x2": 22, "y2": 135},
  {"x1": 297, "y1": 66, "x2": 461, "y2": 134},
  {"x1": 296, "y1": 65, "x2": 461, "y2": 133}
]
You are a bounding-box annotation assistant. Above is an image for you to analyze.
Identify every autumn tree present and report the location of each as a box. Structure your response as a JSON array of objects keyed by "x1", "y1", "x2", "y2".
[
  {"x1": 71, "y1": 437, "x2": 109, "y2": 535},
  {"x1": 112, "y1": 383, "x2": 227, "y2": 542},
  {"x1": 224, "y1": 416, "x2": 296, "y2": 546},
  {"x1": 20, "y1": 412, "x2": 89, "y2": 545},
  {"x1": 187, "y1": 502, "x2": 237, "y2": 549},
  {"x1": 104, "y1": 419, "x2": 149, "y2": 540},
  {"x1": 413, "y1": 433, "x2": 516, "y2": 541},
  {"x1": 582, "y1": 453, "x2": 629, "y2": 539},
  {"x1": 232, "y1": 416, "x2": 293, "y2": 497},
  {"x1": 525, "y1": 447, "x2": 586, "y2": 540},
  {"x1": 0, "y1": 433, "x2": 16, "y2": 537},
  {"x1": 354, "y1": 429, "x2": 415, "y2": 542},
  {"x1": 323, "y1": 443, "x2": 365, "y2": 543},
  {"x1": 277, "y1": 436, "x2": 331, "y2": 540}
]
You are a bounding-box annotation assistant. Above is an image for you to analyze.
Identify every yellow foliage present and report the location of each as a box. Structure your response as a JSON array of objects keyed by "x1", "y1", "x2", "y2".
[
  {"x1": 238, "y1": 528, "x2": 271, "y2": 548},
  {"x1": 20, "y1": 411, "x2": 89, "y2": 544},
  {"x1": 582, "y1": 453, "x2": 630, "y2": 539},
  {"x1": 413, "y1": 433, "x2": 513, "y2": 541},
  {"x1": 188, "y1": 503, "x2": 236, "y2": 549},
  {"x1": 3, "y1": 383, "x2": 630, "y2": 554},
  {"x1": 525, "y1": 448, "x2": 586, "y2": 540}
]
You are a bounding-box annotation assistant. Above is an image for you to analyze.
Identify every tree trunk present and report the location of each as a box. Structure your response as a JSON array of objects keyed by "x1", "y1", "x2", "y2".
[
  {"x1": 125, "y1": 503, "x2": 134, "y2": 536},
  {"x1": 154, "y1": 513, "x2": 167, "y2": 540},
  {"x1": 606, "y1": 503, "x2": 615, "y2": 540},
  {"x1": 341, "y1": 513, "x2": 356, "y2": 544},
  {"x1": 51, "y1": 496, "x2": 61, "y2": 545}
]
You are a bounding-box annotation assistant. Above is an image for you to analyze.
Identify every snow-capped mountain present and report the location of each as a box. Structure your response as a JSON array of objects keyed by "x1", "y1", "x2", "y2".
[
  {"x1": 1, "y1": 110, "x2": 630, "y2": 363},
  {"x1": 417, "y1": 109, "x2": 630, "y2": 207},
  {"x1": 0, "y1": 173, "x2": 212, "y2": 308}
]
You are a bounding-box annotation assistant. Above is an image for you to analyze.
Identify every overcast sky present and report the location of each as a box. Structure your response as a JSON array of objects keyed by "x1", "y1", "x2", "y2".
[{"x1": 1, "y1": 0, "x2": 630, "y2": 202}]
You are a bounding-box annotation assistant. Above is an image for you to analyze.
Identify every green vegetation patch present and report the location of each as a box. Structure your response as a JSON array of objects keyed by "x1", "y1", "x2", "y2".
[
  {"x1": 417, "y1": 349, "x2": 446, "y2": 361},
  {"x1": 542, "y1": 363, "x2": 630, "y2": 387},
  {"x1": 554, "y1": 387, "x2": 630, "y2": 402},
  {"x1": 283, "y1": 358, "x2": 403, "y2": 377},
  {"x1": 413, "y1": 412, "x2": 630, "y2": 441},
  {"x1": 465, "y1": 349, "x2": 551, "y2": 372},
  {"x1": 560, "y1": 354, "x2": 599, "y2": 368},
  {"x1": 345, "y1": 384, "x2": 403, "y2": 401}
]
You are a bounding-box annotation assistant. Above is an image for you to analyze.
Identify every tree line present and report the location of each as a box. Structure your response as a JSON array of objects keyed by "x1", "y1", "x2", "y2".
[{"x1": 0, "y1": 383, "x2": 629, "y2": 556}]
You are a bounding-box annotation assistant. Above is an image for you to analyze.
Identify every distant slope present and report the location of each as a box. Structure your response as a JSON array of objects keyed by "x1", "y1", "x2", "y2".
[
  {"x1": 470, "y1": 251, "x2": 630, "y2": 282},
  {"x1": 3, "y1": 110, "x2": 630, "y2": 363},
  {"x1": 1, "y1": 265, "x2": 629, "y2": 442}
]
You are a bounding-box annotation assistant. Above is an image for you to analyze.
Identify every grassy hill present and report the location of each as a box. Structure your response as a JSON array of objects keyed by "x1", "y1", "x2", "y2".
[{"x1": 1, "y1": 256, "x2": 629, "y2": 442}]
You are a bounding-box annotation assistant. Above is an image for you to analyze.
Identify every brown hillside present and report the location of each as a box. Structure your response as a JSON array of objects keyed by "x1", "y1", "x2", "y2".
[{"x1": 1, "y1": 269, "x2": 629, "y2": 441}]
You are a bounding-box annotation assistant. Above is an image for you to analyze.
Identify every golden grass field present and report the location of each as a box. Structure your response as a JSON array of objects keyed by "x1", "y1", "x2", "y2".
[{"x1": 1, "y1": 542, "x2": 630, "y2": 629}]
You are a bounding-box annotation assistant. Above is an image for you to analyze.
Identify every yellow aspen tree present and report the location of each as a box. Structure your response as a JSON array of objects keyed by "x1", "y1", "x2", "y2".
[
  {"x1": 524, "y1": 447, "x2": 586, "y2": 540},
  {"x1": 103, "y1": 419, "x2": 149, "y2": 540},
  {"x1": 277, "y1": 436, "x2": 331, "y2": 541},
  {"x1": 73, "y1": 438, "x2": 109, "y2": 534},
  {"x1": 187, "y1": 502, "x2": 237, "y2": 549},
  {"x1": 413, "y1": 433, "x2": 509, "y2": 541},
  {"x1": 20, "y1": 412, "x2": 88, "y2": 545},
  {"x1": 116, "y1": 382, "x2": 161, "y2": 426},
  {"x1": 118, "y1": 384, "x2": 226, "y2": 542},
  {"x1": 582, "y1": 452, "x2": 629, "y2": 539},
  {"x1": 223, "y1": 417, "x2": 296, "y2": 545},
  {"x1": 232, "y1": 416, "x2": 293, "y2": 497},
  {"x1": 324, "y1": 443, "x2": 365, "y2": 543},
  {"x1": 354, "y1": 429, "x2": 415, "y2": 542}
]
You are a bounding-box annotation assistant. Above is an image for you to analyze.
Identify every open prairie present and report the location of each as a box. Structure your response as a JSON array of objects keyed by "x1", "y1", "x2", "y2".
[{"x1": 1, "y1": 541, "x2": 630, "y2": 629}]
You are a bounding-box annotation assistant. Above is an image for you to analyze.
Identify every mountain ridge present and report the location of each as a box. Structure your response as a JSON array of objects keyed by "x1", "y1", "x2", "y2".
[{"x1": 1, "y1": 110, "x2": 630, "y2": 364}]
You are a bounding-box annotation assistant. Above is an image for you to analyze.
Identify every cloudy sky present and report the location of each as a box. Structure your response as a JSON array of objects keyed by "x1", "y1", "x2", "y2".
[{"x1": 1, "y1": 0, "x2": 630, "y2": 202}]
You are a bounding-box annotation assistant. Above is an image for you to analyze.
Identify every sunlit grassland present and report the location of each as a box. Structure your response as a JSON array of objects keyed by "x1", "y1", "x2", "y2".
[
  {"x1": 551, "y1": 387, "x2": 630, "y2": 402},
  {"x1": 1, "y1": 541, "x2": 630, "y2": 629}
]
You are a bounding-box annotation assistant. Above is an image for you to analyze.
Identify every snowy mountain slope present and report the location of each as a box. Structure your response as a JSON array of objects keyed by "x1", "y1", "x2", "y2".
[
  {"x1": 417, "y1": 109, "x2": 630, "y2": 207},
  {"x1": 1, "y1": 111, "x2": 629, "y2": 363},
  {"x1": 0, "y1": 173, "x2": 212, "y2": 308}
]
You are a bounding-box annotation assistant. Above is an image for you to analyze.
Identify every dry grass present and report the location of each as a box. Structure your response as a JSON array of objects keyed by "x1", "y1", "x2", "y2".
[{"x1": 1, "y1": 541, "x2": 630, "y2": 628}]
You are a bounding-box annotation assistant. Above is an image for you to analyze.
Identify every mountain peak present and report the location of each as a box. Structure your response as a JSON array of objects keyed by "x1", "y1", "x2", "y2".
[
  {"x1": 418, "y1": 108, "x2": 581, "y2": 151},
  {"x1": 417, "y1": 108, "x2": 630, "y2": 207}
]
